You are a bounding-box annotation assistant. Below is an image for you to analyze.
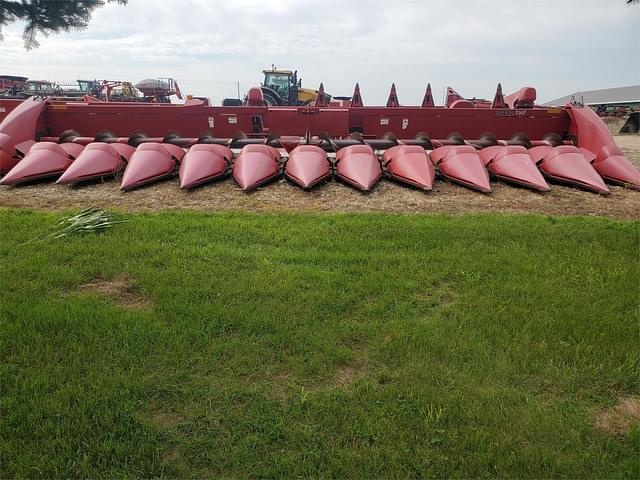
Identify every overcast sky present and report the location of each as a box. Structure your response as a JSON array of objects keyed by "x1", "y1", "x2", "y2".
[{"x1": 1, "y1": 0, "x2": 638, "y2": 105}]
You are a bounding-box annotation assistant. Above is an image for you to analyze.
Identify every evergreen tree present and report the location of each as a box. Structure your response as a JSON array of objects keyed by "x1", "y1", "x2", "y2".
[{"x1": 0, "y1": 0, "x2": 127, "y2": 50}]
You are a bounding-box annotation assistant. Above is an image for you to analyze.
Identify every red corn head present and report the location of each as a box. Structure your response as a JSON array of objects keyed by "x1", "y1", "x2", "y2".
[
  {"x1": 430, "y1": 145, "x2": 491, "y2": 192},
  {"x1": 479, "y1": 145, "x2": 549, "y2": 191},
  {"x1": 588, "y1": 145, "x2": 640, "y2": 190},
  {"x1": 179, "y1": 144, "x2": 232, "y2": 189},
  {"x1": 382, "y1": 145, "x2": 435, "y2": 191},
  {"x1": 57, "y1": 142, "x2": 135, "y2": 184},
  {"x1": 120, "y1": 143, "x2": 184, "y2": 191},
  {"x1": 232, "y1": 144, "x2": 281, "y2": 191},
  {"x1": 285, "y1": 145, "x2": 331, "y2": 189},
  {"x1": 335, "y1": 144, "x2": 382, "y2": 191},
  {"x1": 566, "y1": 104, "x2": 640, "y2": 189},
  {"x1": 0, "y1": 133, "x2": 20, "y2": 174},
  {"x1": 529, "y1": 145, "x2": 609, "y2": 194},
  {"x1": 0, "y1": 142, "x2": 83, "y2": 185}
]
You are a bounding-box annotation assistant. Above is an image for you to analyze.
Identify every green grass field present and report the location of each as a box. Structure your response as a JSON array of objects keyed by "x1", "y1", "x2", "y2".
[{"x1": 1, "y1": 209, "x2": 638, "y2": 478}]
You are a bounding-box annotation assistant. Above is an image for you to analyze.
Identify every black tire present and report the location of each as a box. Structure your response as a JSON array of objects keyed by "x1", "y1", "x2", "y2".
[{"x1": 263, "y1": 91, "x2": 280, "y2": 106}]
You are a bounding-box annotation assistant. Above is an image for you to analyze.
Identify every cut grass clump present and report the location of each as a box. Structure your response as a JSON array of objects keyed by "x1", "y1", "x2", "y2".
[
  {"x1": 23, "y1": 206, "x2": 127, "y2": 244},
  {"x1": 0, "y1": 209, "x2": 638, "y2": 478},
  {"x1": 51, "y1": 206, "x2": 127, "y2": 238}
]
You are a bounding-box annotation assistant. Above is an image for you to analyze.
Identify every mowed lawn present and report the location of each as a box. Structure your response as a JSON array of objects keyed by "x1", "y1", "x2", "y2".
[{"x1": 0, "y1": 209, "x2": 638, "y2": 478}]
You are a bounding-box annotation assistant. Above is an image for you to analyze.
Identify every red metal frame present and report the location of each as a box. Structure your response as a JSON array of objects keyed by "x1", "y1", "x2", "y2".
[
  {"x1": 0, "y1": 98, "x2": 25, "y2": 124},
  {"x1": 24, "y1": 101, "x2": 571, "y2": 142}
]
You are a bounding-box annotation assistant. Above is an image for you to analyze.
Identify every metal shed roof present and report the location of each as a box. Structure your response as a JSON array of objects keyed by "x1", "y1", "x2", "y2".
[{"x1": 544, "y1": 85, "x2": 640, "y2": 106}]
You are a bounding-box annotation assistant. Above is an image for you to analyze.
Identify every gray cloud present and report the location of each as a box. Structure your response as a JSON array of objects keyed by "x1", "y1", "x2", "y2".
[{"x1": 1, "y1": 0, "x2": 638, "y2": 104}]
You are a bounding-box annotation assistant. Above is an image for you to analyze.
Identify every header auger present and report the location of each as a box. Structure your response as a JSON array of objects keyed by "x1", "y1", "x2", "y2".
[{"x1": 1, "y1": 82, "x2": 638, "y2": 194}]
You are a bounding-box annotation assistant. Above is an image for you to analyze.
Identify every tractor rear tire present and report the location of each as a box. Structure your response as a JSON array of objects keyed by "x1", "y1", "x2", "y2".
[{"x1": 263, "y1": 92, "x2": 281, "y2": 106}]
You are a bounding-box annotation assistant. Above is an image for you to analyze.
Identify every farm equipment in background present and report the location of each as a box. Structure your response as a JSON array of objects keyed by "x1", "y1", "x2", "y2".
[
  {"x1": 1, "y1": 82, "x2": 639, "y2": 194},
  {"x1": 0, "y1": 75, "x2": 29, "y2": 98},
  {"x1": 1, "y1": 77, "x2": 109, "y2": 101},
  {"x1": 593, "y1": 103, "x2": 639, "y2": 134},
  {"x1": 223, "y1": 67, "x2": 332, "y2": 106},
  {"x1": 259, "y1": 67, "x2": 321, "y2": 106},
  {"x1": 0, "y1": 75, "x2": 183, "y2": 103},
  {"x1": 19, "y1": 79, "x2": 102, "y2": 100},
  {"x1": 134, "y1": 78, "x2": 183, "y2": 103},
  {"x1": 99, "y1": 80, "x2": 140, "y2": 102},
  {"x1": 620, "y1": 112, "x2": 639, "y2": 134},
  {"x1": 0, "y1": 76, "x2": 187, "y2": 123}
]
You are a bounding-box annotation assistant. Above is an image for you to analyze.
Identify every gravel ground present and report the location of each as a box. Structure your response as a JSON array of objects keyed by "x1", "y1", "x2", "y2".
[{"x1": 0, "y1": 135, "x2": 638, "y2": 220}]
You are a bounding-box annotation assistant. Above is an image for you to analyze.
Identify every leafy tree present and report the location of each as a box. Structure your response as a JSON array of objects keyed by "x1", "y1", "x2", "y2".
[{"x1": 0, "y1": 0, "x2": 127, "y2": 50}]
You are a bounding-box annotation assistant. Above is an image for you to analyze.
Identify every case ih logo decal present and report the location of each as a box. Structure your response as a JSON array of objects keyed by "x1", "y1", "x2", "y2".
[{"x1": 496, "y1": 110, "x2": 527, "y2": 117}]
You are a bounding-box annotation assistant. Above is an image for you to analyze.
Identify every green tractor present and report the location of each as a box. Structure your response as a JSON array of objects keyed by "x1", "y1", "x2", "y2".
[
  {"x1": 259, "y1": 67, "x2": 323, "y2": 106},
  {"x1": 223, "y1": 67, "x2": 329, "y2": 106}
]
